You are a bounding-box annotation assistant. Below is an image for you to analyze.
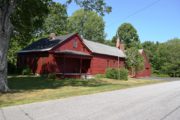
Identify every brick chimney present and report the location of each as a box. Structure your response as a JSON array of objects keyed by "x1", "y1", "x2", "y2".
[
  {"x1": 116, "y1": 37, "x2": 125, "y2": 51},
  {"x1": 49, "y1": 33, "x2": 56, "y2": 40}
]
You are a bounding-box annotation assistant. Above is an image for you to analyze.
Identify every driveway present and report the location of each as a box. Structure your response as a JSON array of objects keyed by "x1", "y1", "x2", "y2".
[{"x1": 1, "y1": 80, "x2": 180, "y2": 120}]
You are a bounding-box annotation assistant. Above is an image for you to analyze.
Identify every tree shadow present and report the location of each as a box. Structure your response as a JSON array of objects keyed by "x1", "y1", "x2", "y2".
[{"x1": 7, "y1": 76, "x2": 110, "y2": 93}]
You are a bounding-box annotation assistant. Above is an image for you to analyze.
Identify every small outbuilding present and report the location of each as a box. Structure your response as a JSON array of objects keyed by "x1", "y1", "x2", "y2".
[{"x1": 135, "y1": 49, "x2": 151, "y2": 78}]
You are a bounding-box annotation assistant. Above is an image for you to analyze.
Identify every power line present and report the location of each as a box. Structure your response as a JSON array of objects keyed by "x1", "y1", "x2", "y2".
[
  {"x1": 123, "y1": 0, "x2": 161, "y2": 20},
  {"x1": 106, "y1": 0, "x2": 162, "y2": 39}
]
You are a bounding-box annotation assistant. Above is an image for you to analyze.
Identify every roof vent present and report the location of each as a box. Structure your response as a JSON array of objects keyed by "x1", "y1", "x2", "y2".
[{"x1": 49, "y1": 33, "x2": 56, "y2": 40}]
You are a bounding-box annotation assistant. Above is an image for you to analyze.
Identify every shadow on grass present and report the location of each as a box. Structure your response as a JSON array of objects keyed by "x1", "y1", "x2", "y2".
[{"x1": 8, "y1": 76, "x2": 110, "y2": 92}]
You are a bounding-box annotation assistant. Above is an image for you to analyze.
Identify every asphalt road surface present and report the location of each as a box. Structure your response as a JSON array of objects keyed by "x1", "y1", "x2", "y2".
[{"x1": 1, "y1": 80, "x2": 180, "y2": 120}]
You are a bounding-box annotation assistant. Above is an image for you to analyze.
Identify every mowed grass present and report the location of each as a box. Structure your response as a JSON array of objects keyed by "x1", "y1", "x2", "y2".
[{"x1": 0, "y1": 76, "x2": 163, "y2": 108}]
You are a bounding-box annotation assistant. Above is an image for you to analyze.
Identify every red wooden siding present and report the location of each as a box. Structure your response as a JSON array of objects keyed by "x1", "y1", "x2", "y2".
[
  {"x1": 135, "y1": 50, "x2": 151, "y2": 78},
  {"x1": 90, "y1": 54, "x2": 125, "y2": 75}
]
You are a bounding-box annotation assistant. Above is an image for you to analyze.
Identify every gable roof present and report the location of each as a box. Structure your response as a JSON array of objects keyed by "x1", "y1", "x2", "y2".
[
  {"x1": 19, "y1": 33, "x2": 76, "y2": 53},
  {"x1": 83, "y1": 39, "x2": 126, "y2": 58},
  {"x1": 18, "y1": 33, "x2": 125, "y2": 58}
]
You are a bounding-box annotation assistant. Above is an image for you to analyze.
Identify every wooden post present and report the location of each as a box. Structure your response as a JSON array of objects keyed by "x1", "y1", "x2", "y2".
[
  {"x1": 63, "y1": 55, "x2": 65, "y2": 74},
  {"x1": 80, "y1": 57, "x2": 82, "y2": 74},
  {"x1": 118, "y1": 56, "x2": 120, "y2": 80}
]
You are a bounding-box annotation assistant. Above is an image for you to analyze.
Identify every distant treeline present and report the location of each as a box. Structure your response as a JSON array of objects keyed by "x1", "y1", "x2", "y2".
[{"x1": 142, "y1": 39, "x2": 180, "y2": 77}]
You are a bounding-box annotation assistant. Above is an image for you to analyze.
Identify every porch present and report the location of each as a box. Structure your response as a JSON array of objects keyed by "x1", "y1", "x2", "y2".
[{"x1": 54, "y1": 50, "x2": 92, "y2": 78}]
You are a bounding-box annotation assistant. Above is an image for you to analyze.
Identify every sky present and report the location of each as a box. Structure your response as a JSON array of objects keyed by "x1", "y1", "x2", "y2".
[{"x1": 55, "y1": 0, "x2": 180, "y2": 42}]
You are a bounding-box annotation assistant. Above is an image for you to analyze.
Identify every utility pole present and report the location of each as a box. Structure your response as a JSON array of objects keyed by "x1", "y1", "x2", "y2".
[{"x1": 117, "y1": 32, "x2": 120, "y2": 80}]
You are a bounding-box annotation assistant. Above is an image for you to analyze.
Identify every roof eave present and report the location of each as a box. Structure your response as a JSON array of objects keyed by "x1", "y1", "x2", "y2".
[
  {"x1": 92, "y1": 52, "x2": 126, "y2": 58},
  {"x1": 17, "y1": 49, "x2": 50, "y2": 54}
]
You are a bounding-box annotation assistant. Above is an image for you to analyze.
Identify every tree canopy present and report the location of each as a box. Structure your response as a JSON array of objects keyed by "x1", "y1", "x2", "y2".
[
  {"x1": 42, "y1": 2, "x2": 68, "y2": 36},
  {"x1": 66, "y1": 0, "x2": 111, "y2": 16},
  {"x1": 11, "y1": 0, "x2": 50, "y2": 41},
  {"x1": 142, "y1": 38, "x2": 180, "y2": 76},
  {"x1": 117, "y1": 23, "x2": 141, "y2": 49},
  {"x1": 68, "y1": 9, "x2": 105, "y2": 43}
]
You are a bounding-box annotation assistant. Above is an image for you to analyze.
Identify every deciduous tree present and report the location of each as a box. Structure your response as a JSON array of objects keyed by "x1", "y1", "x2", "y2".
[
  {"x1": 125, "y1": 47, "x2": 144, "y2": 76},
  {"x1": 117, "y1": 23, "x2": 141, "y2": 49},
  {"x1": 42, "y1": 2, "x2": 68, "y2": 35},
  {"x1": 68, "y1": 9, "x2": 106, "y2": 43}
]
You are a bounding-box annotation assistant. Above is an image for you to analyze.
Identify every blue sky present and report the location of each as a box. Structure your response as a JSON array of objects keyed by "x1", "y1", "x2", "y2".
[{"x1": 55, "y1": 0, "x2": 180, "y2": 42}]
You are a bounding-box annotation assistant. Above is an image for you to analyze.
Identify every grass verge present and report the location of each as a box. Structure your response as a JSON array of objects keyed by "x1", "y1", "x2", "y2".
[{"x1": 0, "y1": 76, "x2": 164, "y2": 108}]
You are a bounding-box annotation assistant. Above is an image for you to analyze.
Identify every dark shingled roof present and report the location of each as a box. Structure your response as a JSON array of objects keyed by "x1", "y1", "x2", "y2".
[{"x1": 20, "y1": 33, "x2": 76, "y2": 52}]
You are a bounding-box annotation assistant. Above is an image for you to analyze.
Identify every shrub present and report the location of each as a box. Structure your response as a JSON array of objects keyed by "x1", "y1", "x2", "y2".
[
  {"x1": 22, "y1": 66, "x2": 32, "y2": 75},
  {"x1": 118, "y1": 68, "x2": 128, "y2": 80},
  {"x1": 105, "y1": 68, "x2": 117, "y2": 79},
  {"x1": 105, "y1": 68, "x2": 128, "y2": 80}
]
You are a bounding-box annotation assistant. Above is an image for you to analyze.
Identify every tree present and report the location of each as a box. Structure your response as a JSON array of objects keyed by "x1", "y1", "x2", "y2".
[
  {"x1": 157, "y1": 39, "x2": 180, "y2": 76},
  {"x1": 68, "y1": 9, "x2": 105, "y2": 43},
  {"x1": 0, "y1": 0, "x2": 111, "y2": 92},
  {"x1": 125, "y1": 47, "x2": 144, "y2": 76},
  {"x1": 142, "y1": 41, "x2": 160, "y2": 73},
  {"x1": 0, "y1": 0, "x2": 50, "y2": 92},
  {"x1": 42, "y1": 2, "x2": 68, "y2": 35},
  {"x1": 142, "y1": 39, "x2": 180, "y2": 76},
  {"x1": 117, "y1": 23, "x2": 141, "y2": 49},
  {"x1": 66, "y1": 0, "x2": 111, "y2": 16},
  {"x1": 111, "y1": 35, "x2": 117, "y2": 44},
  {"x1": 104, "y1": 40, "x2": 115, "y2": 46}
]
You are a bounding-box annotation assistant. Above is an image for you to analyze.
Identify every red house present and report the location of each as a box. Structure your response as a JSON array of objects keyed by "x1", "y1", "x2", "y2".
[
  {"x1": 17, "y1": 33, "x2": 151, "y2": 78},
  {"x1": 17, "y1": 33, "x2": 126, "y2": 78}
]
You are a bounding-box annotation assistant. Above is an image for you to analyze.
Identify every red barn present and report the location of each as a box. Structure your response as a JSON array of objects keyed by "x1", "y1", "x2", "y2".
[
  {"x1": 134, "y1": 49, "x2": 151, "y2": 78},
  {"x1": 17, "y1": 33, "x2": 126, "y2": 78}
]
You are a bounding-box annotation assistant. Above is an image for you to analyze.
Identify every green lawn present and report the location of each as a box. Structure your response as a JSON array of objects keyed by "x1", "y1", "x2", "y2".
[{"x1": 0, "y1": 76, "x2": 164, "y2": 108}]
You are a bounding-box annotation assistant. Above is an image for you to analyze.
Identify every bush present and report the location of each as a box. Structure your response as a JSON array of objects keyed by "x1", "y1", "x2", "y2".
[
  {"x1": 119, "y1": 68, "x2": 128, "y2": 80},
  {"x1": 105, "y1": 68, "x2": 128, "y2": 80},
  {"x1": 105, "y1": 68, "x2": 117, "y2": 79},
  {"x1": 22, "y1": 66, "x2": 32, "y2": 75},
  {"x1": 48, "y1": 73, "x2": 56, "y2": 80}
]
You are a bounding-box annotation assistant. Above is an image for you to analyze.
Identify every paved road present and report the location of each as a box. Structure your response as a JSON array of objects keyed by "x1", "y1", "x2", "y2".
[
  {"x1": 1, "y1": 80, "x2": 180, "y2": 120},
  {"x1": 141, "y1": 77, "x2": 180, "y2": 81}
]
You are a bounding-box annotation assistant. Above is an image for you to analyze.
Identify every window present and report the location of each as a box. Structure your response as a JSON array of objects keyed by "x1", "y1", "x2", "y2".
[{"x1": 73, "y1": 40, "x2": 77, "y2": 48}]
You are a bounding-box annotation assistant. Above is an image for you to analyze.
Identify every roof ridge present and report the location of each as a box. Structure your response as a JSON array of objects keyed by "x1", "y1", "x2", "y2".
[
  {"x1": 55, "y1": 32, "x2": 77, "y2": 38},
  {"x1": 83, "y1": 39, "x2": 118, "y2": 49}
]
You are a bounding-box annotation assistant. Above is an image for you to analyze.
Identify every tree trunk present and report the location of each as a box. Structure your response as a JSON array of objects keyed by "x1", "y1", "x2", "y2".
[{"x1": 0, "y1": 0, "x2": 16, "y2": 92}]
